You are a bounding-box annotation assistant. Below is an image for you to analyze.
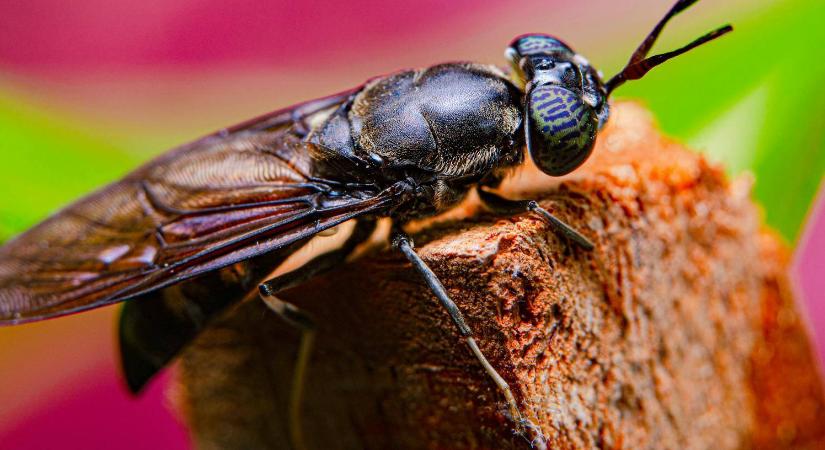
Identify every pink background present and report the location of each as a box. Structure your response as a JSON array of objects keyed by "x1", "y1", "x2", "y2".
[{"x1": 0, "y1": 1, "x2": 821, "y2": 448}]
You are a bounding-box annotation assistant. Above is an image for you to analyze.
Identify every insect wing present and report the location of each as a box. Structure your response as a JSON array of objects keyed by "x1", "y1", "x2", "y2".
[{"x1": 0, "y1": 90, "x2": 393, "y2": 324}]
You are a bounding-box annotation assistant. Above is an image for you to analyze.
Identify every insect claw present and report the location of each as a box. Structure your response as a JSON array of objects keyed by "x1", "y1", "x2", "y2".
[{"x1": 508, "y1": 414, "x2": 547, "y2": 450}]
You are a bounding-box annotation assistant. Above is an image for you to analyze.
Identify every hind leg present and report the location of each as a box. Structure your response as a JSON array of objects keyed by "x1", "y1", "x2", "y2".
[
  {"x1": 258, "y1": 288, "x2": 315, "y2": 450},
  {"x1": 257, "y1": 218, "x2": 376, "y2": 450}
]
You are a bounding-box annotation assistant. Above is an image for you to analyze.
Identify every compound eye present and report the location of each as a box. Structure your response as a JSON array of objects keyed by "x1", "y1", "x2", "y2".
[
  {"x1": 526, "y1": 85, "x2": 598, "y2": 176},
  {"x1": 510, "y1": 34, "x2": 572, "y2": 57}
]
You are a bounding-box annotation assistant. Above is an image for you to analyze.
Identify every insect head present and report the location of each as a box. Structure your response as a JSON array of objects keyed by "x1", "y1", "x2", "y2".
[{"x1": 505, "y1": 0, "x2": 733, "y2": 176}]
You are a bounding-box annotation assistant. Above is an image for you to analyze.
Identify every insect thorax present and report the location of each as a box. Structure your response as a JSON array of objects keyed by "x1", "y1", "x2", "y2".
[{"x1": 307, "y1": 63, "x2": 525, "y2": 215}]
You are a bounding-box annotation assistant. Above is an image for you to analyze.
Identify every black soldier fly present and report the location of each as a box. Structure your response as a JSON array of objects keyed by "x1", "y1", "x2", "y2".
[{"x1": 0, "y1": 0, "x2": 730, "y2": 447}]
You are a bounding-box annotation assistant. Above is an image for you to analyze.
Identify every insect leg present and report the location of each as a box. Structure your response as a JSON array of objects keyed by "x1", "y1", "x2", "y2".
[
  {"x1": 258, "y1": 288, "x2": 315, "y2": 450},
  {"x1": 391, "y1": 230, "x2": 547, "y2": 449},
  {"x1": 477, "y1": 188, "x2": 594, "y2": 250},
  {"x1": 258, "y1": 218, "x2": 376, "y2": 450}
]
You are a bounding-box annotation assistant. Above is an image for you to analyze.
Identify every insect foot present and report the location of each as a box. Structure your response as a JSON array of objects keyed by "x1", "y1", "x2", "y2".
[
  {"x1": 177, "y1": 103, "x2": 825, "y2": 449},
  {"x1": 516, "y1": 417, "x2": 548, "y2": 450}
]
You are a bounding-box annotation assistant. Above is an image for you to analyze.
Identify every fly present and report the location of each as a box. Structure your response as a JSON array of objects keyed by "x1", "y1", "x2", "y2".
[{"x1": 0, "y1": 1, "x2": 730, "y2": 448}]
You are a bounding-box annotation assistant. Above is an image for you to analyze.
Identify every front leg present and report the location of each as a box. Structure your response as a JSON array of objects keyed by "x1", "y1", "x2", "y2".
[
  {"x1": 477, "y1": 188, "x2": 594, "y2": 250},
  {"x1": 392, "y1": 230, "x2": 547, "y2": 450}
]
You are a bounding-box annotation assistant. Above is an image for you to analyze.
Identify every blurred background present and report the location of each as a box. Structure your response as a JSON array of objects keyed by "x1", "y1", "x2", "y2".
[{"x1": 0, "y1": 0, "x2": 822, "y2": 448}]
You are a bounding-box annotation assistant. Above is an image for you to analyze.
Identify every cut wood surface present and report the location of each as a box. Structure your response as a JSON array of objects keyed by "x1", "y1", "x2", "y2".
[{"x1": 176, "y1": 103, "x2": 825, "y2": 450}]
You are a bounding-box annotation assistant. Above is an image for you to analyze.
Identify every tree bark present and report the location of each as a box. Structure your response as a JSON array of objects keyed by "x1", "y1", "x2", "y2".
[{"x1": 175, "y1": 103, "x2": 825, "y2": 450}]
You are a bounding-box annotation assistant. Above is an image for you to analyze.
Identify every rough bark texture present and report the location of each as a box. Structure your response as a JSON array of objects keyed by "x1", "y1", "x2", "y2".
[{"x1": 175, "y1": 103, "x2": 825, "y2": 449}]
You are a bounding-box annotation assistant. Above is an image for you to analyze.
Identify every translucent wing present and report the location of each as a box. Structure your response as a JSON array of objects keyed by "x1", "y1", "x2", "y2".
[{"x1": 0, "y1": 89, "x2": 398, "y2": 324}]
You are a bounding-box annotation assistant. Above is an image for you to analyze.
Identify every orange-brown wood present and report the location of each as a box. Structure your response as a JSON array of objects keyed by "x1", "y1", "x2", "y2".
[{"x1": 177, "y1": 103, "x2": 825, "y2": 449}]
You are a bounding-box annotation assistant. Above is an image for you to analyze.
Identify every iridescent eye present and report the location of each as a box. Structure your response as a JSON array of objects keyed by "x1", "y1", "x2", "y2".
[{"x1": 526, "y1": 84, "x2": 598, "y2": 176}]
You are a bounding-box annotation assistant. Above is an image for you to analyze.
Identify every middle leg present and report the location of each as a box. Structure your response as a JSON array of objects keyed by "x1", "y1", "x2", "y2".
[{"x1": 392, "y1": 230, "x2": 547, "y2": 449}]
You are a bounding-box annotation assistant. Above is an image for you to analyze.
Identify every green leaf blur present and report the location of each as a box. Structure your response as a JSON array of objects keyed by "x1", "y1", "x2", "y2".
[
  {"x1": 0, "y1": 92, "x2": 137, "y2": 240},
  {"x1": 613, "y1": 0, "x2": 825, "y2": 242}
]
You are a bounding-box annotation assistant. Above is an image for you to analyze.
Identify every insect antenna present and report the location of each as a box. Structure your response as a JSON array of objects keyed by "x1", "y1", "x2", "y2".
[{"x1": 605, "y1": 0, "x2": 732, "y2": 94}]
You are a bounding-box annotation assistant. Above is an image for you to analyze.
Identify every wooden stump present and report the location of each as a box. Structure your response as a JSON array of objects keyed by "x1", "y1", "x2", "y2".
[{"x1": 176, "y1": 103, "x2": 825, "y2": 449}]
